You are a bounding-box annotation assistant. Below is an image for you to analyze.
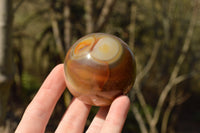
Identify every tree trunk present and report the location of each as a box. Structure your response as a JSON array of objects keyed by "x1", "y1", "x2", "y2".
[
  {"x1": 129, "y1": 0, "x2": 137, "y2": 51},
  {"x1": 96, "y1": 0, "x2": 116, "y2": 31},
  {"x1": 64, "y1": 0, "x2": 71, "y2": 51},
  {"x1": 0, "y1": 0, "x2": 14, "y2": 127},
  {"x1": 85, "y1": 0, "x2": 93, "y2": 34}
]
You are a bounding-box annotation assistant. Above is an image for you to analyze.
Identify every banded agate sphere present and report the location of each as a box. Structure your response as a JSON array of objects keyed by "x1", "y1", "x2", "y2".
[{"x1": 64, "y1": 33, "x2": 136, "y2": 106}]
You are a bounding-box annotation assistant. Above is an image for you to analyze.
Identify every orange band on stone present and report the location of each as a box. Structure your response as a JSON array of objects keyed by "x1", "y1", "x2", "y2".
[{"x1": 74, "y1": 38, "x2": 94, "y2": 55}]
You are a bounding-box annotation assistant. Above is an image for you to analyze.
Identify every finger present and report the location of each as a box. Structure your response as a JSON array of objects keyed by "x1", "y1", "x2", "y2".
[
  {"x1": 55, "y1": 98, "x2": 91, "y2": 133},
  {"x1": 15, "y1": 64, "x2": 66, "y2": 133},
  {"x1": 86, "y1": 106, "x2": 109, "y2": 133},
  {"x1": 100, "y1": 95, "x2": 130, "y2": 133}
]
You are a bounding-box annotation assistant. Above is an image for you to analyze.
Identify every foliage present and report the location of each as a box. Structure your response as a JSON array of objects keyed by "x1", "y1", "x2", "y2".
[{"x1": 21, "y1": 72, "x2": 41, "y2": 94}]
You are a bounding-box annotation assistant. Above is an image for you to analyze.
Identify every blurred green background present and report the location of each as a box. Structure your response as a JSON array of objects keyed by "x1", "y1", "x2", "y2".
[{"x1": 0, "y1": 0, "x2": 200, "y2": 132}]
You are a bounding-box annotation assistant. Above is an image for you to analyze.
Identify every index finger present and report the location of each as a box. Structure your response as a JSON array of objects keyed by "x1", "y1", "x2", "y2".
[{"x1": 15, "y1": 64, "x2": 66, "y2": 133}]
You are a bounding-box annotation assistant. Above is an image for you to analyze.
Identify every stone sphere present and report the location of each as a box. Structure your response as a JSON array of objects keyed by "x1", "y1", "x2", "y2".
[{"x1": 64, "y1": 33, "x2": 136, "y2": 106}]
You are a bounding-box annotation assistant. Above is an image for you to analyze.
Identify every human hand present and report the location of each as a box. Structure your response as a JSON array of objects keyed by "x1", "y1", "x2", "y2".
[{"x1": 15, "y1": 64, "x2": 130, "y2": 133}]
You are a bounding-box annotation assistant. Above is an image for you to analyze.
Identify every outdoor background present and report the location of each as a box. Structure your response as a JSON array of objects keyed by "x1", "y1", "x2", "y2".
[{"x1": 0, "y1": 0, "x2": 200, "y2": 133}]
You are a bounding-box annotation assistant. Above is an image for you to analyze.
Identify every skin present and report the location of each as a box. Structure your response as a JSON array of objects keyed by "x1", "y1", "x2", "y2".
[{"x1": 15, "y1": 64, "x2": 130, "y2": 133}]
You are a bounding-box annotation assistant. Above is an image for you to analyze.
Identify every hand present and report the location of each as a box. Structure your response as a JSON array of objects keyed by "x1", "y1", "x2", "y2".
[{"x1": 15, "y1": 64, "x2": 130, "y2": 133}]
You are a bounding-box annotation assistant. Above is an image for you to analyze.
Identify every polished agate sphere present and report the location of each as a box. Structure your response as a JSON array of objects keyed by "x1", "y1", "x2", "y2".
[{"x1": 64, "y1": 33, "x2": 136, "y2": 106}]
